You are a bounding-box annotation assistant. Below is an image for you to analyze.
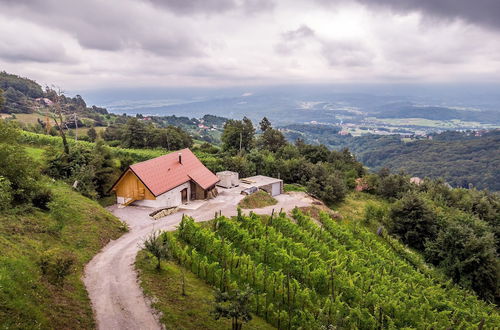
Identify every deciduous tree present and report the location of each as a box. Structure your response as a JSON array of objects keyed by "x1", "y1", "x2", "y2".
[{"x1": 212, "y1": 286, "x2": 253, "y2": 330}]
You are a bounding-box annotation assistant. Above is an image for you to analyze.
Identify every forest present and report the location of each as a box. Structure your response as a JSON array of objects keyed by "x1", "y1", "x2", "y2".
[{"x1": 283, "y1": 126, "x2": 500, "y2": 191}]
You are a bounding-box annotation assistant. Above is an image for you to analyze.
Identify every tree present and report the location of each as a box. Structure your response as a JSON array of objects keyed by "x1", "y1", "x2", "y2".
[
  {"x1": 257, "y1": 128, "x2": 286, "y2": 153},
  {"x1": 377, "y1": 173, "x2": 412, "y2": 199},
  {"x1": 47, "y1": 89, "x2": 70, "y2": 155},
  {"x1": 87, "y1": 127, "x2": 97, "y2": 142},
  {"x1": 212, "y1": 286, "x2": 253, "y2": 330},
  {"x1": 123, "y1": 118, "x2": 148, "y2": 148},
  {"x1": 0, "y1": 88, "x2": 4, "y2": 111},
  {"x1": 259, "y1": 117, "x2": 272, "y2": 131},
  {"x1": 151, "y1": 126, "x2": 193, "y2": 150},
  {"x1": 221, "y1": 117, "x2": 255, "y2": 154},
  {"x1": 307, "y1": 172, "x2": 347, "y2": 205},
  {"x1": 91, "y1": 140, "x2": 118, "y2": 198},
  {"x1": 425, "y1": 216, "x2": 498, "y2": 302},
  {"x1": 0, "y1": 120, "x2": 49, "y2": 207},
  {"x1": 142, "y1": 231, "x2": 170, "y2": 270},
  {"x1": 389, "y1": 193, "x2": 438, "y2": 250}
]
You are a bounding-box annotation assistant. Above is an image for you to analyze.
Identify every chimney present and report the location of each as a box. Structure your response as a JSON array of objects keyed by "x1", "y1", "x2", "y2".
[{"x1": 178, "y1": 152, "x2": 182, "y2": 164}]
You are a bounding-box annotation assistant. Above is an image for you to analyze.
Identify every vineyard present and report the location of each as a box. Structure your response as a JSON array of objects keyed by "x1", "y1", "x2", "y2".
[{"x1": 159, "y1": 209, "x2": 500, "y2": 329}]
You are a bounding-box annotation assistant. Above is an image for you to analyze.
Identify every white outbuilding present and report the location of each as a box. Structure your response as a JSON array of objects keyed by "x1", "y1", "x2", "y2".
[{"x1": 216, "y1": 171, "x2": 239, "y2": 189}]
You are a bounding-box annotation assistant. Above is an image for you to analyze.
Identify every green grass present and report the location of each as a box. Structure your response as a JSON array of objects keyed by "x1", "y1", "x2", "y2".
[
  {"x1": 331, "y1": 191, "x2": 388, "y2": 223},
  {"x1": 24, "y1": 145, "x2": 46, "y2": 161},
  {"x1": 283, "y1": 183, "x2": 307, "y2": 192},
  {"x1": 238, "y1": 191, "x2": 278, "y2": 209},
  {"x1": 136, "y1": 251, "x2": 274, "y2": 330},
  {"x1": 11, "y1": 113, "x2": 46, "y2": 125},
  {"x1": 0, "y1": 181, "x2": 127, "y2": 329}
]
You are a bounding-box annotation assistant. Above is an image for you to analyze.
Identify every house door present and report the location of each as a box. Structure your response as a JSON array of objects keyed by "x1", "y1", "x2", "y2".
[{"x1": 181, "y1": 188, "x2": 188, "y2": 204}]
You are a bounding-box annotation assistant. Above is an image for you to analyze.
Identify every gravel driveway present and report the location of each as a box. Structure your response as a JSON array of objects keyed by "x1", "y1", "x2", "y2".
[{"x1": 83, "y1": 189, "x2": 313, "y2": 330}]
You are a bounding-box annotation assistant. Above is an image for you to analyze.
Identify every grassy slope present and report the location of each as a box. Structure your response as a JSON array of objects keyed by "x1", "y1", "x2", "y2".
[
  {"x1": 0, "y1": 150, "x2": 126, "y2": 328},
  {"x1": 136, "y1": 251, "x2": 274, "y2": 330},
  {"x1": 283, "y1": 183, "x2": 307, "y2": 192},
  {"x1": 24, "y1": 145, "x2": 46, "y2": 160},
  {"x1": 238, "y1": 191, "x2": 278, "y2": 209}
]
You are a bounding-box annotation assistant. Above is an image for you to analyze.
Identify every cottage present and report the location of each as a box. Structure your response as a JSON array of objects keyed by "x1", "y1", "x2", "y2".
[{"x1": 110, "y1": 149, "x2": 219, "y2": 207}]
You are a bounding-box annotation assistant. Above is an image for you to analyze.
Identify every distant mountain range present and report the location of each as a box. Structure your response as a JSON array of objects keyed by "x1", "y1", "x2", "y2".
[{"x1": 81, "y1": 84, "x2": 500, "y2": 127}]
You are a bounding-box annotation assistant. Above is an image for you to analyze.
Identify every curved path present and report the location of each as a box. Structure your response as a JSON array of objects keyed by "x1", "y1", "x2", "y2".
[{"x1": 83, "y1": 190, "x2": 313, "y2": 330}]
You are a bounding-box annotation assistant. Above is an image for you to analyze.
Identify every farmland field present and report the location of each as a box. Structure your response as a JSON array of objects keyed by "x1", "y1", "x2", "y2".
[{"x1": 140, "y1": 209, "x2": 500, "y2": 329}]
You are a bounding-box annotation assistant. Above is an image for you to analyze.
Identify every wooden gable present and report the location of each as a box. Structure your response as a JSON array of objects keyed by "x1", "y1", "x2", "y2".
[{"x1": 112, "y1": 169, "x2": 156, "y2": 200}]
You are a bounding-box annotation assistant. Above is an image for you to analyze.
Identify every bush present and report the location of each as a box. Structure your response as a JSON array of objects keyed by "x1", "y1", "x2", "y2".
[
  {"x1": 0, "y1": 176, "x2": 12, "y2": 210},
  {"x1": 389, "y1": 193, "x2": 438, "y2": 251},
  {"x1": 31, "y1": 186, "x2": 53, "y2": 210},
  {"x1": 425, "y1": 217, "x2": 498, "y2": 303},
  {"x1": 238, "y1": 190, "x2": 277, "y2": 209},
  {"x1": 307, "y1": 173, "x2": 347, "y2": 205},
  {"x1": 364, "y1": 202, "x2": 388, "y2": 225},
  {"x1": 38, "y1": 249, "x2": 76, "y2": 285}
]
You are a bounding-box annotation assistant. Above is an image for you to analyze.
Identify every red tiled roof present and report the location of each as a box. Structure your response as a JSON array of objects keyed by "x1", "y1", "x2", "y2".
[{"x1": 127, "y1": 148, "x2": 219, "y2": 196}]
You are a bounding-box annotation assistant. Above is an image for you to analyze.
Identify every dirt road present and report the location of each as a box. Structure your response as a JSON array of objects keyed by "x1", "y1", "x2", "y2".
[{"x1": 83, "y1": 190, "x2": 312, "y2": 330}]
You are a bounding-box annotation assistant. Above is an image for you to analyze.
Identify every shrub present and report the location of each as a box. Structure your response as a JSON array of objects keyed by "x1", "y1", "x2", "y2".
[
  {"x1": 142, "y1": 231, "x2": 170, "y2": 270},
  {"x1": 38, "y1": 249, "x2": 76, "y2": 285},
  {"x1": 389, "y1": 193, "x2": 438, "y2": 251},
  {"x1": 364, "y1": 202, "x2": 388, "y2": 225},
  {"x1": 238, "y1": 190, "x2": 277, "y2": 209},
  {"x1": 0, "y1": 176, "x2": 12, "y2": 210},
  {"x1": 425, "y1": 217, "x2": 498, "y2": 302},
  {"x1": 307, "y1": 173, "x2": 347, "y2": 205},
  {"x1": 31, "y1": 186, "x2": 53, "y2": 210}
]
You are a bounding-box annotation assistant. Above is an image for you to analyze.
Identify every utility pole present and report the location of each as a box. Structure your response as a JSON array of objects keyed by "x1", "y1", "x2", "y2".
[{"x1": 239, "y1": 131, "x2": 242, "y2": 154}]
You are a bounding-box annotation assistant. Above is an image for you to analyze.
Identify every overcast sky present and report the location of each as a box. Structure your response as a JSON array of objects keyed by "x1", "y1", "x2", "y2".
[{"x1": 1, "y1": 0, "x2": 500, "y2": 90}]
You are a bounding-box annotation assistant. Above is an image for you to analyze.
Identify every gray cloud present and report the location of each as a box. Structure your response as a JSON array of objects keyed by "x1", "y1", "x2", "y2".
[
  {"x1": 276, "y1": 24, "x2": 374, "y2": 67},
  {"x1": 0, "y1": 0, "x2": 204, "y2": 57},
  {"x1": 317, "y1": 0, "x2": 500, "y2": 30},
  {"x1": 283, "y1": 25, "x2": 315, "y2": 40},
  {"x1": 147, "y1": 0, "x2": 274, "y2": 14},
  {"x1": 320, "y1": 40, "x2": 374, "y2": 67},
  {"x1": 275, "y1": 25, "x2": 316, "y2": 55},
  {"x1": 0, "y1": 45, "x2": 74, "y2": 64},
  {"x1": 0, "y1": 0, "x2": 499, "y2": 88}
]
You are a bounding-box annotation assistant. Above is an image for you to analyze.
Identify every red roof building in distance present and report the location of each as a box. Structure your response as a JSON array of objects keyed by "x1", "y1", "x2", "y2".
[{"x1": 111, "y1": 148, "x2": 219, "y2": 208}]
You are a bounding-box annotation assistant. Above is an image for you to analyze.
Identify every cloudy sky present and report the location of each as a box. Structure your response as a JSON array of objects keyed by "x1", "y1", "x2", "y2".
[{"x1": 1, "y1": 0, "x2": 500, "y2": 90}]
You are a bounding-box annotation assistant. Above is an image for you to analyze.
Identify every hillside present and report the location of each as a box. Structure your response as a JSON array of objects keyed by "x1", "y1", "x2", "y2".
[
  {"x1": 0, "y1": 177, "x2": 126, "y2": 328},
  {"x1": 0, "y1": 72, "x2": 226, "y2": 145},
  {"x1": 137, "y1": 205, "x2": 499, "y2": 328},
  {"x1": 0, "y1": 120, "x2": 126, "y2": 328},
  {"x1": 283, "y1": 127, "x2": 500, "y2": 191},
  {"x1": 362, "y1": 131, "x2": 500, "y2": 190}
]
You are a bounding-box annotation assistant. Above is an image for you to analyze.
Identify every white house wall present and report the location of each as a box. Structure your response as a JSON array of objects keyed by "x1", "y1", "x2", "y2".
[{"x1": 133, "y1": 182, "x2": 191, "y2": 208}]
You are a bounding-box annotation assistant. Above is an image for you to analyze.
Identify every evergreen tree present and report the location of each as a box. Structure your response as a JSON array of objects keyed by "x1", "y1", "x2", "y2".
[
  {"x1": 257, "y1": 128, "x2": 286, "y2": 153},
  {"x1": 123, "y1": 118, "x2": 148, "y2": 148},
  {"x1": 389, "y1": 193, "x2": 438, "y2": 250},
  {"x1": 87, "y1": 127, "x2": 97, "y2": 142},
  {"x1": 259, "y1": 117, "x2": 272, "y2": 131}
]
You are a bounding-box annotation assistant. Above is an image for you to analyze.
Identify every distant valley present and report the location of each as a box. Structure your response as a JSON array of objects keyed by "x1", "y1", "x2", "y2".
[{"x1": 84, "y1": 84, "x2": 500, "y2": 137}]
